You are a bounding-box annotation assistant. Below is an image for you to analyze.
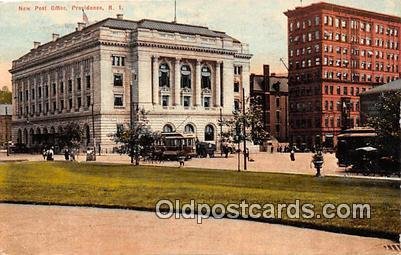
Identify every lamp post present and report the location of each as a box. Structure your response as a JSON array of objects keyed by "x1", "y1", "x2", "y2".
[
  {"x1": 242, "y1": 87, "x2": 247, "y2": 171},
  {"x1": 91, "y1": 102, "x2": 96, "y2": 161},
  {"x1": 219, "y1": 107, "x2": 223, "y2": 156}
]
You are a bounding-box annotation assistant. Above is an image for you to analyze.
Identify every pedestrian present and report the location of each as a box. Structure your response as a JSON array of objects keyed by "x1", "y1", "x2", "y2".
[
  {"x1": 42, "y1": 148, "x2": 47, "y2": 160},
  {"x1": 70, "y1": 150, "x2": 76, "y2": 161},
  {"x1": 178, "y1": 156, "x2": 185, "y2": 167},
  {"x1": 46, "y1": 147, "x2": 54, "y2": 161},
  {"x1": 270, "y1": 146, "x2": 274, "y2": 154},
  {"x1": 290, "y1": 148, "x2": 295, "y2": 161},
  {"x1": 64, "y1": 148, "x2": 70, "y2": 161}
]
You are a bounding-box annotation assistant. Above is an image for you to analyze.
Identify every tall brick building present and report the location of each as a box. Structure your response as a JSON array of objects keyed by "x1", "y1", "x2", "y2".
[
  {"x1": 250, "y1": 65, "x2": 289, "y2": 142},
  {"x1": 284, "y1": 2, "x2": 401, "y2": 148}
]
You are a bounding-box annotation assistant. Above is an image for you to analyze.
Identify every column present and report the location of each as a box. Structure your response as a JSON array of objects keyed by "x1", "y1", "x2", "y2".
[
  {"x1": 62, "y1": 69, "x2": 67, "y2": 113},
  {"x1": 55, "y1": 72, "x2": 59, "y2": 113},
  {"x1": 47, "y1": 73, "x2": 51, "y2": 114},
  {"x1": 152, "y1": 55, "x2": 159, "y2": 105},
  {"x1": 222, "y1": 60, "x2": 234, "y2": 113},
  {"x1": 215, "y1": 61, "x2": 221, "y2": 107},
  {"x1": 195, "y1": 59, "x2": 201, "y2": 106},
  {"x1": 174, "y1": 58, "x2": 181, "y2": 106},
  {"x1": 71, "y1": 65, "x2": 75, "y2": 111},
  {"x1": 80, "y1": 61, "x2": 85, "y2": 111}
]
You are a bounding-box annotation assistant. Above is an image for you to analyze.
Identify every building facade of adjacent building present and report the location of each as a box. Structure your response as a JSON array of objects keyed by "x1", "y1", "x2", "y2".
[
  {"x1": 360, "y1": 78, "x2": 401, "y2": 125},
  {"x1": 250, "y1": 65, "x2": 289, "y2": 142},
  {"x1": 10, "y1": 15, "x2": 252, "y2": 152},
  {"x1": 0, "y1": 104, "x2": 12, "y2": 146},
  {"x1": 284, "y1": 2, "x2": 401, "y2": 148}
]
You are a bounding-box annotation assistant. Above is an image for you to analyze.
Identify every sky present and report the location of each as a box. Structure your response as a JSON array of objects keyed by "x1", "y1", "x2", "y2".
[{"x1": 0, "y1": 0, "x2": 400, "y2": 90}]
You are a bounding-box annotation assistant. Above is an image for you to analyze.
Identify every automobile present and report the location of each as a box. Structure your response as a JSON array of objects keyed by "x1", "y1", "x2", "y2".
[{"x1": 196, "y1": 142, "x2": 216, "y2": 158}]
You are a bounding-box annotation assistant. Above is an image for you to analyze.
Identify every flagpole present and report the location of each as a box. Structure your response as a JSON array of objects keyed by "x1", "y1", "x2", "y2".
[{"x1": 174, "y1": 0, "x2": 177, "y2": 23}]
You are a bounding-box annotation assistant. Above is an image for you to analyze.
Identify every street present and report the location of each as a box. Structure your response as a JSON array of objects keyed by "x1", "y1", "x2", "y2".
[{"x1": 0, "y1": 203, "x2": 397, "y2": 255}]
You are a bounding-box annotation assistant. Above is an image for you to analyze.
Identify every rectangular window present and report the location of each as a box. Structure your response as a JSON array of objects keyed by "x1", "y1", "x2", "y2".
[
  {"x1": 113, "y1": 74, "x2": 123, "y2": 86},
  {"x1": 234, "y1": 100, "x2": 240, "y2": 111},
  {"x1": 45, "y1": 85, "x2": 49, "y2": 98},
  {"x1": 60, "y1": 82, "x2": 64, "y2": 94},
  {"x1": 203, "y1": 97, "x2": 211, "y2": 108},
  {"x1": 114, "y1": 94, "x2": 123, "y2": 107},
  {"x1": 162, "y1": 95, "x2": 169, "y2": 107},
  {"x1": 343, "y1": 87, "x2": 348, "y2": 95},
  {"x1": 60, "y1": 100, "x2": 64, "y2": 110},
  {"x1": 69, "y1": 99, "x2": 72, "y2": 110},
  {"x1": 275, "y1": 97, "x2": 280, "y2": 108},
  {"x1": 183, "y1": 96, "x2": 191, "y2": 107},
  {"x1": 77, "y1": 97, "x2": 82, "y2": 108},
  {"x1": 87, "y1": 96, "x2": 91, "y2": 108},
  {"x1": 52, "y1": 101, "x2": 56, "y2": 112},
  {"x1": 329, "y1": 86, "x2": 333, "y2": 95},
  {"x1": 112, "y1": 56, "x2": 125, "y2": 66},
  {"x1": 52, "y1": 83, "x2": 56, "y2": 95},
  {"x1": 77, "y1": 77, "x2": 81, "y2": 91},
  {"x1": 38, "y1": 87, "x2": 42, "y2": 99},
  {"x1": 68, "y1": 80, "x2": 72, "y2": 92},
  {"x1": 337, "y1": 86, "x2": 341, "y2": 95},
  {"x1": 86, "y1": 75, "x2": 91, "y2": 89},
  {"x1": 31, "y1": 88, "x2": 35, "y2": 100},
  {"x1": 234, "y1": 81, "x2": 240, "y2": 92}
]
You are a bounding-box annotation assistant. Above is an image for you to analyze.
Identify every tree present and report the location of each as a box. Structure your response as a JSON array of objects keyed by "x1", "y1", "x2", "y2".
[
  {"x1": 59, "y1": 122, "x2": 84, "y2": 150},
  {"x1": 0, "y1": 86, "x2": 12, "y2": 104},
  {"x1": 367, "y1": 91, "x2": 401, "y2": 160},
  {"x1": 110, "y1": 108, "x2": 160, "y2": 165},
  {"x1": 219, "y1": 96, "x2": 269, "y2": 146}
]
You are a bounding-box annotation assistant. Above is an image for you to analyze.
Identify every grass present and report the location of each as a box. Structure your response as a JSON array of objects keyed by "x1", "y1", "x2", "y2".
[{"x1": 0, "y1": 161, "x2": 399, "y2": 239}]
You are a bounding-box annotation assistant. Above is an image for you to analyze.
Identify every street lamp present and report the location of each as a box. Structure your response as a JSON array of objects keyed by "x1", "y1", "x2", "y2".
[{"x1": 91, "y1": 102, "x2": 96, "y2": 161}]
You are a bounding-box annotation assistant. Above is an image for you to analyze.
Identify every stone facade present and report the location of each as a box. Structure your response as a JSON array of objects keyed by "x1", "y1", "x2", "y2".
[{"x1": 9, "y1": 16, "x2": 252, "y2": 152}]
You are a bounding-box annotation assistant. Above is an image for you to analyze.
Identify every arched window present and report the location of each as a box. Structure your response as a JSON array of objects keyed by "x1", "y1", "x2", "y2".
[
  {"x1": 201, "y1": 65, "x2": 211, "y2": 89},
  {"x1": 180, "y1": 64, "x2": 191, "y2": 89},
  {"x1": 163, "y1": 124, "x2": 174, "y2": 133},
  {"x1": 159, "y1": 63, "x2": 170, "y2": 87},
  {"x1": 23, "y1": 129, "x2": 28, "y2": 145},
  {"x1": 184, "y1": 124, "x2": 195, "y2": 133},
  {"x1": 17, "y1": 129, "x2": 22, "y2": 144},
  {"x1": 204, "y1": 125, "x2": 214, "y2": 141}
]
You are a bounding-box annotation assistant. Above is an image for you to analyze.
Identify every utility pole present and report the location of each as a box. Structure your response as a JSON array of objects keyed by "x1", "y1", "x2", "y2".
[
  {"x1": 91, "y1": 103, "x2": 96, "y2": 161},
  {"x1": 242, "y1": 87, "x2": 247, "y2": 170}
]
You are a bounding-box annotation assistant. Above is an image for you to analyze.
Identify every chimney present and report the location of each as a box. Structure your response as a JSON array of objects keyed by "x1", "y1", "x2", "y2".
[
  {"x1": 52, "y1": 33, "x2": 60, "y2": 41},
  {"x1": 116, "y1": 14, "x2": 123, "y2": 20},
  {"x1": 263, "y1": 65, "x2": 270, "y2": 91},
  {"x1": 33, "y1": 41, "x2": 41, "y2": 49},
  {"x1": 77, "y1": 22, "x2": 85, "y2": 31}
]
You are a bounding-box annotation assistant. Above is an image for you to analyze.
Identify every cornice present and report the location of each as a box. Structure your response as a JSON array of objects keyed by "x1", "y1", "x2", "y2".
[
  {"x1": 10, "y1": 40, "x2": 100, "y2": 74},
  {"x1": 133, "y1": 40, "x2": 239, "y2": 56}
]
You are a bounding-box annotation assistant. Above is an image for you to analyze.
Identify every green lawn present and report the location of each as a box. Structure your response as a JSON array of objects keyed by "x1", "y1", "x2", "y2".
[{"x1": 0, "y1": 161, "x2": 399, "y2": 239}]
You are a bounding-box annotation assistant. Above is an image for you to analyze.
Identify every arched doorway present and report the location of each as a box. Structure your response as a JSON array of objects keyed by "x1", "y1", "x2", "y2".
[{"x1": 204, "y1": 124, "x2": 215, "y2": 141}]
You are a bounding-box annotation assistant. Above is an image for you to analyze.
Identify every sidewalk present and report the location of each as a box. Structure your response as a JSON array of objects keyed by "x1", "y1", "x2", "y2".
[
  {"x1": 1, "y1": 152, "x2": 399, "y2": 181},
  {"x1": 0, "y1": 204, "x2": 397, "y2": 255}
]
